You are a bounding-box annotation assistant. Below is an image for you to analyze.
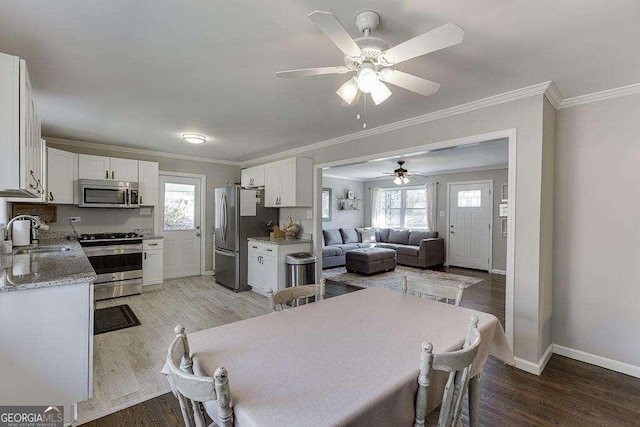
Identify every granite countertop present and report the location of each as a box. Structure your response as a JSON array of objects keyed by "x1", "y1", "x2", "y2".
[
  {"x1": 247, "y1": 236, "x2": 313, "y2": 246},
  {"x1": 0, "y1": 238, "x2": 97, "y2": 293}
]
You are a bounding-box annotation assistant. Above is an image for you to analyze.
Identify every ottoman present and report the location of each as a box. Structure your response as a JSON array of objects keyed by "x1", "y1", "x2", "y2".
[{"x1": 345, "y1": 247, "x2": 397, "y2": 275}]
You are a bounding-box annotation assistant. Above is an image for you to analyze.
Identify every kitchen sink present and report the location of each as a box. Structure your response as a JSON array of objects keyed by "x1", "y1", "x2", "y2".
[{"x1": 15, "y1": 246, "x2": 71, "y2": 255}]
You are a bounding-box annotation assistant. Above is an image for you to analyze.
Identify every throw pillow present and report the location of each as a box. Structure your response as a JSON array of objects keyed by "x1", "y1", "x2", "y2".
[
  {"x1": 359, "y1": 228, "x2": 376, "y2": 244},
  {"x1": 388, "y1": 229, "x2": 410, "y2": 244},
  {"x1": 340, "y1": 228, "x2": 359, "y2": 244},
  {"x1": 408, "y1": 230, "x2": 438, "y2": 246},
  {"x1": 376, "y1": 228, "x2": 391, "y2": 242},
  {"x1": 322, "y1": 229, "x2": 343, "y2": 246}
]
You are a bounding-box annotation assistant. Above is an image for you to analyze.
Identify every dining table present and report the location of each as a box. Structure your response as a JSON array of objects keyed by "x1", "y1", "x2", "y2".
[{"x1": 165, "y1": 287, "x2": 514, "y2": 426}]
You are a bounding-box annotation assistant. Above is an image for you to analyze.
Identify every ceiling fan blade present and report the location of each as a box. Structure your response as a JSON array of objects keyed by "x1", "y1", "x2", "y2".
[
  {"x1": 276, "y1": 66, "x2": 351, "y2": 78},
  {"x1": 381, "y1": 23, "x2": 464, "y2": 65},
  {"x1": 308, "y1": 11, "x2": 363, "y2": 57},
  {"x1": 379, "y1": 69, "x2": 441, "y2": 96}
]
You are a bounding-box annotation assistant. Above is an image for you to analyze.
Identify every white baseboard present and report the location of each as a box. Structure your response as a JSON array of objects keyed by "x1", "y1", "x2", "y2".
[
  {"x1": 203, "y1": 270, "x2": 215, "y2": 276},
  {"x1": 553, "y1": 344, "x2": 640, "y2": 379},
  {"x1": 514, "y1": 343, "x2": 553, "y2": 376},
  {"x1": 491, "y1": 269, "x2": 506, "y2": 275}
]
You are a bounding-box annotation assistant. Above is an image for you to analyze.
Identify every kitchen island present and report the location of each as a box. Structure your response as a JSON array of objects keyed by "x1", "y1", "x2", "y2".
[{"x1": 0, "y1": 238, "x2": 96, "y2": 425}]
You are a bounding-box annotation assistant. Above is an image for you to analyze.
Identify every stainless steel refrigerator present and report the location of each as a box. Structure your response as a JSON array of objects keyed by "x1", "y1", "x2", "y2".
[{"x1": 214, "y1": 186, "x2": 278, "y2": 292}]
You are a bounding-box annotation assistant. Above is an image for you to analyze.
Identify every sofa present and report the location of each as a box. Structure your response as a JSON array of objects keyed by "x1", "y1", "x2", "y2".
[{"x1": 322, "y1": 227, "x2": 445, "y2": 269}]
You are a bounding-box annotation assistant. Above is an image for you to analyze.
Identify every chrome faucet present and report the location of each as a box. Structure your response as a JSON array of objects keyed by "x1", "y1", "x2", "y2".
[{"x1": 6, "y1": 215, "x2": 50, "y2": 243}]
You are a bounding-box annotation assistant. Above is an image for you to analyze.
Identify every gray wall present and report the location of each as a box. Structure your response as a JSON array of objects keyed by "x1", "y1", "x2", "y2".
[
  {"x1": 46, "y1": 137, "x2": 240, "y2": 272},
  {"x1": 554, "y1": 93, "x2": 640, "y2": 368},
  {"x1": 363, "y1": 168, "x2": 508, "y2": 271},
  {"x1": 46, "y1": 205, "x2": 154, "y2": 234},
  {"x1": 321, "y1": 176, "x2": 366, "y2": 230},
  {"x1": 249, "y1": 95, "x2": 553, "y2": 365}
]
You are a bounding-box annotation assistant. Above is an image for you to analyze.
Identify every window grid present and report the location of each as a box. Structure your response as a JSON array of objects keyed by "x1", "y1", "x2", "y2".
[
  {"x1": 457, "y1": 190, "x2": 482, "y2": 208},
  {"x1": 376, "y1": 187, "x2": 428, "y2": 229}
]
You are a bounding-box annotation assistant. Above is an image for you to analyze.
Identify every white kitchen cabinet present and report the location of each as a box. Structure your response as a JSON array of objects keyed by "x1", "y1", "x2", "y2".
[
  {"x1": 264, "y1": 157, "x2": 312, "y2": 207},
  {"x1": 143, "y1": 239, "x2": 163, "y2": 286},
  {"x1": 78, "y1": 154, "x2": 111, "y2": 180},
  {"x1": 47, "y1": 147, "x2": 77, "y2": 204},
  {"x1": 138, "y1": 160, "x2": 159, "y2": 206},
  {"x1": 78, "y1": 154, "x2": 138, "y2": 182},
  {"x1": 0, "y1": 52, "x2": 43, "y2": 198},
  {"x1": 247, "y1": 240, "x2": 312, "y2": 296},
  {"x1": 0, "y1": 282, "x2": 94, "y2": 425},
  {"x1": 241, "y1": 165, "x2": 265, "y2": 188}
]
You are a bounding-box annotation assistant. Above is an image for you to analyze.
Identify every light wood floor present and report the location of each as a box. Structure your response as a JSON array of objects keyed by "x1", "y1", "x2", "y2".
[{"x1": 76, "y1": 276, "x2": 270, "y2": 425}]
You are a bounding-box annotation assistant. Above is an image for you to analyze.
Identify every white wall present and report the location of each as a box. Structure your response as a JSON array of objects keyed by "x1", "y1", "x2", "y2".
[
  {"x1": 363, "y1": 168, "x2": 508, "y2": 271},
  {"x1": 554, "y1": 93, "x2": 640, "y2": 368},
  {"x1": 46, "y1": 138, "x2": 240, "y2": 272},
  {"x1": 321, "y1": 176, "x2": 365, "y2": 230}
]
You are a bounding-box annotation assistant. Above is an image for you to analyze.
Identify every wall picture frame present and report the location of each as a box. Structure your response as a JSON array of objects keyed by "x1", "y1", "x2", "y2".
[
  {"x1": 347, "y1": 190, "x2": 355, "y2": 200},
  {"x1": 322, "y1": 188, "x2": 332, "y2": 222}
]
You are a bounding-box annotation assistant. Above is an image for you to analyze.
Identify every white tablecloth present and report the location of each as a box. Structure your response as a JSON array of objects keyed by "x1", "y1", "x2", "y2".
[{"x1": 165, "y1": 288, "x2": 514, "y2": 426}]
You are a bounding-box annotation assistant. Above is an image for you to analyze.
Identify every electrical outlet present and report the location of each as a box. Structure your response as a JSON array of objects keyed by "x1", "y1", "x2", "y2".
[
  {"x1": 70, "y1": 217, "x2": 81, "y2": 223},
  {"x1": 306, "y1": 210, "x2": 313, "y2": 219},
  {"x1": 439, "y1": 211, "x2": 446, "y2": 217},
  {"x1": 139, "y1": 207, "x2": 152, "y2": 216}
]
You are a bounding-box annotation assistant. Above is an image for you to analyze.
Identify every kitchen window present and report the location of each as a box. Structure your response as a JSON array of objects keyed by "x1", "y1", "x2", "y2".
[{"x1": 376, "y1": 187, "x2": 428, "y2": 229}]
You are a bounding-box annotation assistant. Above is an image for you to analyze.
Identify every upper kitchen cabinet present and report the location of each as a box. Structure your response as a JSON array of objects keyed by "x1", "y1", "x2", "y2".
[
  {"x1": 78, "y1": 154, "x2": 138, "y2": 182},
  {"x1": 47, "y1": 147, "x2": 77, "y2": 204},
  {"x1": 264, "y1": 157, "x2": 312, "y2": 207},
  {"x1": 241, "y1": 165, "x2": 265, "y2": 188},
  {"x1": 0, "y1": 52, "x2": 43, "y2": 198},
  {"x1": 138, "y1": 160, "x2": 159, "y2": 206}
]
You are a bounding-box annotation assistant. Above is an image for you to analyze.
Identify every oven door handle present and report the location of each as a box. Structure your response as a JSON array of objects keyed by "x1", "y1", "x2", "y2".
[{"x1": 83, "y1": 246, "x2": 143, "y2": 256}]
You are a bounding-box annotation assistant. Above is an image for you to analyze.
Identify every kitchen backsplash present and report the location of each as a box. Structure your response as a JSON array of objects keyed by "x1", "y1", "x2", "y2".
[{"x1": 42, "y1": 205, "x2": 155, "y2": 236}]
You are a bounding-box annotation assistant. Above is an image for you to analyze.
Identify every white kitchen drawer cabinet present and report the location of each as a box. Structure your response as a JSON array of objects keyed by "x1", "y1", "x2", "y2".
[
  {"x1": 78, "y1": 154, "x2": 138, "y2": 182},
  {"x1": 0, "y1": 52, "x2": 43, "y2": 198},
  {"x1": 241, "y1": 165, "x2": 265, "y2": 188},
  {"x1": 138, "y1": 160, "x2": 159, "y2": 206},
  {"x1": 143, "y1": 239, "x2": 164, "y2": 286},
  {"x1": 264, "y1": 157, "x2": 312, "y2": 207},
  {"x1": 47, "y1": 147, "x2": 77, "y2": 204},
  {"x1": 247, "y1": 240, "x2": 312, "y2": 296}
]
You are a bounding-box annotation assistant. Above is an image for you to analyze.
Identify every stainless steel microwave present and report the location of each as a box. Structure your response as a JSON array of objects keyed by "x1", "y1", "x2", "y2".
[{"x1": 78, "y1": 179, "x2": 139, "y2": 208}]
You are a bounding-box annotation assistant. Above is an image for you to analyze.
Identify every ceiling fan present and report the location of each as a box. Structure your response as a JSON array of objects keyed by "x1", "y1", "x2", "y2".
[
  {"x1": 276, "y1": 10, "x2": 464, "y2": 106},
  {"x1": 383, "y1": 161, "x2": 424, "y2": 185}
]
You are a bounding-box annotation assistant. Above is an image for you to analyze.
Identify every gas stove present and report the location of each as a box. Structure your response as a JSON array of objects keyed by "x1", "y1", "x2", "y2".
[{"x1": 79, "y1": 232, "x2": 143, "y2": 243}]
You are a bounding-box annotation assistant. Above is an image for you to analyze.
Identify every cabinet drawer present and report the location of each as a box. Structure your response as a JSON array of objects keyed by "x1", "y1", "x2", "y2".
[
  {"x1": 143, "y1": 239, "x2": 163, "y2": 250},
  {"x1": 248, "y1": 241, "x2": 264, "y2": 254}
]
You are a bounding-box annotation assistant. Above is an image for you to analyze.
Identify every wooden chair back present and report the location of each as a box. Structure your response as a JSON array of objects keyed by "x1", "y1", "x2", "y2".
[
  {"x1": 268, "y1": 279, "x2": 326, "y2": 311},
  {"x1": 414, "y1": 315, "x2": 482, "y2": 427},
  {"x1": 166, "y1": 325, "x2": 233, "y2": 427},
  {"x1": 402, "y1": 276, "x2": 464, "y2": 306}
]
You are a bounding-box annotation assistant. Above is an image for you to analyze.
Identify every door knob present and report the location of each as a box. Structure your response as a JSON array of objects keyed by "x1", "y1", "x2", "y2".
[{"x1": 196, "y1": 232, "x2": 201, "y2": 237}]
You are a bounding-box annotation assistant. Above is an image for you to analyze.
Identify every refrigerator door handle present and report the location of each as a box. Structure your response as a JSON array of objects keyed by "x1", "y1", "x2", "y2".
[
  {"x1": 221, "y1": 193, "x2": 227, "y2": 242},
  {"x1": 215, "y1": 248, "x2": 235, "y2": 257}
]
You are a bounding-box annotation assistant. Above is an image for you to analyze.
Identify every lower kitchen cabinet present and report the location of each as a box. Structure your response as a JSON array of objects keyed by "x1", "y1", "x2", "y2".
[
  {"x1": 143, "y1": 239, "x2": 163, "y2": 286},
  {"x1": 247, "y1": 240, "x2": 311, "y2": 297}
]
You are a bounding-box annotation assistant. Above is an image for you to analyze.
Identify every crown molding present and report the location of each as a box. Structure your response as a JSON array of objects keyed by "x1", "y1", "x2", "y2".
[
  {"x1": 558, "y1": 82, "x2": 640, "y2": 109},
  {"x1": 243, "y1": 81, "x2": 553, "y2": 166},
  {"x1": 321, "y1": 174, "x2": 366, "y2": 182},
  {"x1": 361, "y1": 163, "x2": 509, "y2": 183},
  {"x1": 45, "y1": 137, "x2": 242, "y2": 166},
  {"x1": 543, "y1": 81, "x2": 563, "y2": 109}
]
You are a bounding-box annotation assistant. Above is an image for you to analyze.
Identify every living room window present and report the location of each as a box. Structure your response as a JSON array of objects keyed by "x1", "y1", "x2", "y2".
[{"x1": 376, "y1": 187, "x2": 428, "y2": 229}]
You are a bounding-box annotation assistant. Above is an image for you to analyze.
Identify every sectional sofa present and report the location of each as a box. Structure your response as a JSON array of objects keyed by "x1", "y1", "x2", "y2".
[{"x1": 322, "y1": 227, "x2": 445, "y2": 269}]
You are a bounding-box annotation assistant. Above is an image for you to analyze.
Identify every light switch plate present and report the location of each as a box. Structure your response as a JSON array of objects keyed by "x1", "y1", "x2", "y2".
[
  {"x1": 139, "y1": 207, "x2": 152, "y2": 216},
  {"x1": 306, "y1": 210, "x2": 313, "y2": 219},
  {"x1": 439, "y1": 211, "x2": 446, "y2": 217}
]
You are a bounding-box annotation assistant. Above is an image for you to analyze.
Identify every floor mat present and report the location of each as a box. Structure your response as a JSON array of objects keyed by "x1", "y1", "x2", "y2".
[{"x1": 94, "y1": 304, "x2": 141, "y2": 335}]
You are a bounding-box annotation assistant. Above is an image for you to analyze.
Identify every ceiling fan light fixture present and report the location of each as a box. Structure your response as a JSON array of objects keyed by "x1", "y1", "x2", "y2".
[
  {"x1": 182, "y1": 133, "x2": 207, "y2": 144},
  {"x1": 394, "y1": 176, "x2": 402, "y2": 185},
  {"x1": 402, "y1": 176, "x2": 410, "y2": 184},
  {"x1": 356, "y1": 64, "x2": 379, "y2": 93},
  {"x1": 370, "y1": 81, "x2": 392, "y2": 105},
  {"x1": 336, "y1": 78, "x2": 359, "y2": 105}
]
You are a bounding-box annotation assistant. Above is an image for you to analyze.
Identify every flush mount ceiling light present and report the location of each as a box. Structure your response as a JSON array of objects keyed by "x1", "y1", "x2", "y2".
[
  {"x1": 182, "y1": 134, "x2": 207, "y2": 144},
  {"x1": 276, "y1": 10, "x2": 462, "y2": 107}
]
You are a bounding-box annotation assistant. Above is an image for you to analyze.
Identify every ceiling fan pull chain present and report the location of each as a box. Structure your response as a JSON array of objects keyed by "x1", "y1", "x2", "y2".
[{"x1": 363, "y1": 95, "x2": 367, "y2": 128}]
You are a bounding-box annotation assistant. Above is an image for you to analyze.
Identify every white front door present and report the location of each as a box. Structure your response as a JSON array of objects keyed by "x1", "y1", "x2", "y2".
[
  {"x1": 448, "y1": 182, "x2": 492, "y2": 271},
  {"x1": 159, "y1": 174, "x2": 202, "y2": 279}
]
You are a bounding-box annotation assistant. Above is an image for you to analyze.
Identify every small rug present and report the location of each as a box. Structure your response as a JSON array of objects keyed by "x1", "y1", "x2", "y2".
[
  {"x1": 94, "y1": 304, "x2": 141, "y2": 335},
  {"x1": 322, "y1": 265, "x2": 482, "y2": 293}
]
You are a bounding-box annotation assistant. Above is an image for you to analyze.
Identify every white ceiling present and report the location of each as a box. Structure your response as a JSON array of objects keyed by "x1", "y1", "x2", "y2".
[
  {"x1": 323, "y1": 138, "x2": 508, "y2": 181},
  {"x1": 1, "y1": 1, "x2": 639, "y2": 162}
]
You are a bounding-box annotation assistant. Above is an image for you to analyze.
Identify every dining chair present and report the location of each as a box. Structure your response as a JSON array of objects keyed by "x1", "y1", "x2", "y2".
[
  {"x1": 268, "y1": 278, "x2": 326, "y2": 311},
  {"x1": 401, "y1": 275, "x2": 464, "y2": 306},
  {"x1": 414, "y1": 315, "x2": 482, "y2": 427},
  {"x1": 166, "y1": 324, "x2": 233, "y2": 427}
]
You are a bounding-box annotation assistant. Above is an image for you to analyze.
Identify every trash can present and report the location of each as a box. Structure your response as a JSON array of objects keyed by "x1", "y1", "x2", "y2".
[{"x1": 285, "y1": 252, "x2": 317, "y2": 288}]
